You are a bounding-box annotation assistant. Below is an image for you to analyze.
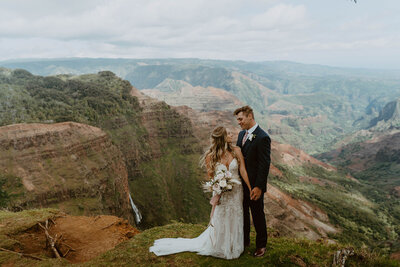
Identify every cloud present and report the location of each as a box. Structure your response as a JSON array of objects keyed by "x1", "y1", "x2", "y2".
[
  {"x1": 251, "y1": 4, "x2": 307, "y2": 30},
  {"x1": 0, "y1": 0, "x2": 399, "y2": 68}
]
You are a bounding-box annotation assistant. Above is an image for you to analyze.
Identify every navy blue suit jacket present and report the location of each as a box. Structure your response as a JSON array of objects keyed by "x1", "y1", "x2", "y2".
[{"x1": 236, "y1": 126, "x2": 271, "y2": 193}]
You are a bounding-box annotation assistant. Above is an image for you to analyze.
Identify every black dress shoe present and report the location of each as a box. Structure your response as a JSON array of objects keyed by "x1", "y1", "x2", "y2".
[{"x1": 254, "y1": 247, "x2": 266, "y2": 257}]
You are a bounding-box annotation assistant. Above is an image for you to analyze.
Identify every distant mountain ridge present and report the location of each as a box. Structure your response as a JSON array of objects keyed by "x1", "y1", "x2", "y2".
[
  {"x1": 2, "y1": 58, "x2": 399, "y2": 154},
  {"x1": 369, "y1": 98, "x2": 400, "y2": 129},
  {"x1": 141, "y1": 78, "x2": 243, "y2": 111},
  {"x1": 317, "y1": 98, "x2": 400, "y2": 199}
]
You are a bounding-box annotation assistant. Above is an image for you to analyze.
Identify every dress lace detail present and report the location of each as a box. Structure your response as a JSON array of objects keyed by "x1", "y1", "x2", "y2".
[{"x1": 149, "y1": 158, "x2": 244, "y2": 259}]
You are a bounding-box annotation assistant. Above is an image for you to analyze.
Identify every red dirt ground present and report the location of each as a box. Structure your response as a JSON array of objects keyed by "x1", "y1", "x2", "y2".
[{"x1": 15, "y1": 215, "x2": 139, "y2": 263}]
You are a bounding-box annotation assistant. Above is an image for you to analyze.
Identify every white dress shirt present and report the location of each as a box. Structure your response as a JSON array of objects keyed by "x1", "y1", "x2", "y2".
[{"x1": 243, "y1": 123, "x2": 258, "y2": 143}]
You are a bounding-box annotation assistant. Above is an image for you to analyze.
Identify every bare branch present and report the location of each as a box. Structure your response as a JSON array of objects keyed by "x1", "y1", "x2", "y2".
[
  {"x1": 38, "y1": 220, "x2": 62, "y2": 259},
  {"x1": 0, "y1": 247, "x2": 43, "y2": 261}
]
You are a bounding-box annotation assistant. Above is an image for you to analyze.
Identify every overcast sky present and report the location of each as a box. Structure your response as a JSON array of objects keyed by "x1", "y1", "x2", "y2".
[{"x1": 1, "y1": 0, "x2": 399, "y2": 69}]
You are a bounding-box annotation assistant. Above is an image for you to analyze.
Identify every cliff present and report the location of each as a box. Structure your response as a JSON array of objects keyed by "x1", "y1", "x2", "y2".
[
  {"x1": 128, "y1": 87, "x2": 209, "y2": 227},
  {"x1": 0, "y1": 68, "x2": 211, "y2": 228},
  {"x1": 265, "y1": 184, "x2": 338, "y2": 241},
  {"x1": 141, "y1": 78, "x2": 243, "y2": 111},
  {"x1": 318, "y1": 98, "x2": 400, "y2": 196},
  {"x1": 0, "y1": 122, "x2": 134, "y2": 224},
  {"x1": 369, "y1": 98, "x2": 400, "y2": 130}
]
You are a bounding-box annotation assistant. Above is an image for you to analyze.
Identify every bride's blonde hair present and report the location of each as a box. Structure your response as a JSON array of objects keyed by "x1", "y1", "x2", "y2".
[{"x1": 200, "y1": 126, "x2": 237, "y2": 175}]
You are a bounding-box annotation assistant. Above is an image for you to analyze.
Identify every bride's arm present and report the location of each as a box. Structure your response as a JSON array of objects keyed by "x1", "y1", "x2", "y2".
[{"x1": 234, "y1": 147, "x2": 252, "y2": 191}]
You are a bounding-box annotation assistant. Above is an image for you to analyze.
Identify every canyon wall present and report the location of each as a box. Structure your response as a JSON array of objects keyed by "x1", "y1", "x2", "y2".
[{"x1": 0, "y1": 122, "x2": 134, "y2": 224}]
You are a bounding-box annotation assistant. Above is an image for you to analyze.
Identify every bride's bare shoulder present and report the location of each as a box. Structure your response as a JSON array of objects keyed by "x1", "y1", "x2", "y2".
[{"x1": 233, "y1": 146, "x2": 242, "y2": 154}]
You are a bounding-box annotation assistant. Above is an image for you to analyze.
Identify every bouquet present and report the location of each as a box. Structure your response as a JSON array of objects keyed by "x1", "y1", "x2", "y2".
[{"x1": 203, "y1": 169, "x2": 241, "y2": 195}]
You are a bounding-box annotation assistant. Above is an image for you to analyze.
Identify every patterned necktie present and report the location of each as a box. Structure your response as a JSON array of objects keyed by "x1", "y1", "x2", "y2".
[{"x1": 242, "y1": 131, "x2": 248, "y2": 146}]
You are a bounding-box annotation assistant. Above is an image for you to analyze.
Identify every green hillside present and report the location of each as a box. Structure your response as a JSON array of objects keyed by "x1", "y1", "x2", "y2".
[
  {"x1": 269, "y1": 163, "x2": 399, "y2": 251},
  {"x1": 1, "y1": 67, "x2": 399, "y2": 255},
  {"x1": 3, "y1": 58, "x2": 399, "y2": 154},
  {"x1": 0, "y1": 68, "x2": 209, "y2": 228},
  {"x1": 0, "y1": 209, "x2": 398, "y2": 266}
]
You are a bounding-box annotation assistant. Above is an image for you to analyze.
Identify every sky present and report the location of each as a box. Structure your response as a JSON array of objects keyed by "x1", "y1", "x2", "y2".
[{"x1": 0, "y1": 0, "x2": 399, "y2": 69}]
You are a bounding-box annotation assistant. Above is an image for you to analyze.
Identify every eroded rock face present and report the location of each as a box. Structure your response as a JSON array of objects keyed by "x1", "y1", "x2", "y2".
[
  {"x1": 272, "y1": 142, "x2": 337, "y2": 171},
  {"x1": 132, "y1": 89, "x2": 199, "y2": 158},
  {"x1": 173, "y1": 105, "x2": 240, "y2": 148},
  {"x1": 0, "y1": 122, "x2": 134, "y2": 224},
  {"x1": 320, "y1": 131, "x2": 400, "y2": 173},
  {"x1": 265, "y1": 184, "x2": 339, "y2": 241},
  {"x1": 128, "y1": 87, "x2": 210, "y2": 227},
  {"x1": 141, "y1": 78, "x2": 243, "y2": 111}
]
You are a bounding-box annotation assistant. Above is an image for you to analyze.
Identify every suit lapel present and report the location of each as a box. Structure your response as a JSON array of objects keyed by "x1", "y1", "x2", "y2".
[
  {"x1": 238, "y1": 130, "x2": 245, "y2": 148},
  {"x1": 242, "y1": 126, "x2": 260, "y2": 154}
]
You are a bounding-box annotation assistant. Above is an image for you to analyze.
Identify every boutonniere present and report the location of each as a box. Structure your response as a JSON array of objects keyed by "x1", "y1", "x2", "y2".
[{"x1": 248, "y1": 133, "x2": 256, "y2": 141}]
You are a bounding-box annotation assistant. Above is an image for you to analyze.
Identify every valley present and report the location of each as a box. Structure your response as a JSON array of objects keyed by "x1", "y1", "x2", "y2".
[{"x1": 0, "y1": 59, "x2": 399, "y2": 263}]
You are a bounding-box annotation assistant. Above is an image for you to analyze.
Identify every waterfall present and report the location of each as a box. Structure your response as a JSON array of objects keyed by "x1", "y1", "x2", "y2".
[{"x1": 129, "y1": 193, "x2": 142, "y2": 224}]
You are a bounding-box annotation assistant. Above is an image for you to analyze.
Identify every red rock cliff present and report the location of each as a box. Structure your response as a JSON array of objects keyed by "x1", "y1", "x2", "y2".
[{"x1": 0, "y1": 122, "x2": 134, "y2": 224}]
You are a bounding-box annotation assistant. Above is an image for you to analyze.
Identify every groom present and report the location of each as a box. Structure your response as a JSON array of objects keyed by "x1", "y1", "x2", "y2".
[{"x1": 234, "y1": 105, "x2": 271, "y2": 257}]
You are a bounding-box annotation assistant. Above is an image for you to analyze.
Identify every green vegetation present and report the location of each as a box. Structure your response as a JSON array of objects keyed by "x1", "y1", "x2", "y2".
[
  {"x1": 1, "y1": 66, "x2": 399, "y2": 257},
  {"x1": 0, "y1": 68, "x2": 209, "y2": 228},
  {"x1": 0, "y1": 213, "x2": 398, "y2": 267},
  {"x1": 0, "y1": 173, "x2": 24, "y2": 208},
  {"x1": 356, "y1": 162, "x2": 400, "y2": 192},
  {"x1": 0, "y1": 69, "x2": 141, "y2": 128},
  {"x1": 131, "y1": 139, "x2": 209, "y2": 228},
  {"x1": 0, "y1": 209, "x2": 59, "y2": 249},
  {"x1": 90, "y1": 222, "x2": 395, "y2": 267},
  {"x1": 270, "y1": 164, "x2": 399, "y2": 252},
  {"x1": 3, "y1": 58, "x2": 400, "y2": 154},
  {"x1": 318, "y1": 132, "x2": 400, "y2": 197}
]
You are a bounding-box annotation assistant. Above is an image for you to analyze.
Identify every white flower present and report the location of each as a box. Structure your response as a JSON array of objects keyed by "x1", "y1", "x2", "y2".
[
  {"x1": 227, "y1": 184, "x2": 232, "y2": 190},
  {"x1": 219, "y1": 179, "x2": 227, "y2": 187},
  {"x1": 226, "y1": 171, "x2": 232, "y2": 178},
  {"x1": 213, "y1": 183, "x2": 220, "y2": 191},
  {"x1": 248, "y1": 133, "x2": 256, "y2": 141},
  {"x1": 216, "y1": 173, "x2": 224, "y2": 181}
]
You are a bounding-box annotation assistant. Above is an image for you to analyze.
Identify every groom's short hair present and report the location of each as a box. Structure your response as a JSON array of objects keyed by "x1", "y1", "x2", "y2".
[{"x1": 234, "y1": 106, "x2": 254, "y2": 119}]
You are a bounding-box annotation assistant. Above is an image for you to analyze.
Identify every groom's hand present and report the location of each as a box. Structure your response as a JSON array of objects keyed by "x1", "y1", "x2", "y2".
[{"x1": 250, "y1": 187, "x2": 262, "y2": 201}]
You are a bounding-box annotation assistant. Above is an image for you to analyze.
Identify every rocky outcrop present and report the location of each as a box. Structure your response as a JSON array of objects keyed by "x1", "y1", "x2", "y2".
[
  {"x1": 265, "y1": 184, "x2": 339, "y2": 241},
  {"x1": 141, "y1": 78, "x2": 243, "y2": 111},
  {"x1": 369, "y1": 98, "x2": 400, "y2": 129},
  {"x1": 130, "y1": 86, "x2": 200, "y2": 157},
  {"x1": 0, "y1": 122, "x2": 134, "y2": 224},
  {"x1": 129, "y1": 87, "x2": 210, "y2": 227},
  {"x1": 173, "y1": 105, "x2": 240, "y2": 148},
  {"x1": 319, "y1": 131, "x2": 400, "y2": 172},
  {"x1": 272, "y1": 142, "x2": 337, "y2": 171}
]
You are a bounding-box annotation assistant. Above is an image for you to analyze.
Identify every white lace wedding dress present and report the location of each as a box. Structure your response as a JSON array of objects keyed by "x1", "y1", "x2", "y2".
[{"x1": 149, "y1": 158, "x2": 244, "y2": 259}]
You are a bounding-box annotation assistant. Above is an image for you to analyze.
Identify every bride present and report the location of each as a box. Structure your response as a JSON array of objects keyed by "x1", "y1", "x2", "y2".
[{"x1": 149, "y1": 126, "x2": 252, "y2": 259}]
